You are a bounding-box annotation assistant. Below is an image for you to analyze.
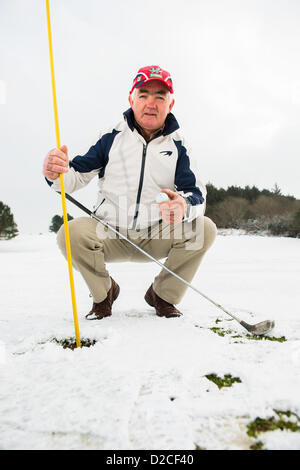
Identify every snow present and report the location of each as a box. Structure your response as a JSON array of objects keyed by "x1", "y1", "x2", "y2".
[{"x1": 0, "y1": 232, "x2": 300, "y2": 450}]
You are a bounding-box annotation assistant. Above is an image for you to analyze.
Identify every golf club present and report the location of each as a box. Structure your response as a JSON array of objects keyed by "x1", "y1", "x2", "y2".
[{"x1": 63, "y1": 192, "x2": 275, "y2": 336}]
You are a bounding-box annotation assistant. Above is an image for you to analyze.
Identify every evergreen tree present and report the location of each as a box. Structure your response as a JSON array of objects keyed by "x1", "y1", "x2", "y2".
[
  {"x1": 49, "y1": 214, "x2": 74, "y2": 233},
  {"x1": 227, "y1": 185, "x2": 244, "y2": 198},
  {"x1": 0, "y1": 202, "x2": 18, "y2": 240},
  {"x1": 206, "y1": 183, "x2": 227, "y2": 205},
  {"x1": 261, "y1": 188, "x2": 273, "y2": 197},
  {"x1": 243, "y1": 185, "x2": 260, "y2": 202},
  {"x1": 272, "y1": 183, "x2": 282, "y2": 196}
]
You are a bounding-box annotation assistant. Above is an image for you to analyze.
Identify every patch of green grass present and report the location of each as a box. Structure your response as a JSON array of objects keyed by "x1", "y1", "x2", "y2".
[
  {"x1": 245, "y1": 334, "x2": 286, "y2": 343},
  {"x1": 209, "y1": 326, "x2": 286, "y2": 342},
  {"x1": 194, "y1": 444, "x2": 206, "y2": 450},
  {"x1": 51, "y1": 337, "x2": 97, "y2": 350},
  {"x1": 210, "y1": 327, "x2": 233, "y2": 337},
  {"x1": 250, "y1": 441, "x2": 264, "y2": 450},
  {"x1": 247, "y1": 410, "x2": 300, "y2": 439},
  {"x1": 205, "y1": 373, "x2": 242, "y2": 389}
]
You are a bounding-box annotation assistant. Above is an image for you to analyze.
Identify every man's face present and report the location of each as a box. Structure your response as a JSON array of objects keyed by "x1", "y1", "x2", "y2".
[{"x1": 128, "y1": 81, "x2": 175, "y2": 133}]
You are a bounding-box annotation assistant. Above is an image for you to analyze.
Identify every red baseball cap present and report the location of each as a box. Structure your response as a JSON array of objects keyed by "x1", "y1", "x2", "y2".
[{"x1": 130, "y1": 65, "x2": 174, "y2": 95}]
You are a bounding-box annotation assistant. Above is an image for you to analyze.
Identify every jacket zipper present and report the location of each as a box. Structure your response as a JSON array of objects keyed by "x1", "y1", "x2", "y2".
[{"x1": 131, "y1": 143, "x2": 148, "y2": 230}]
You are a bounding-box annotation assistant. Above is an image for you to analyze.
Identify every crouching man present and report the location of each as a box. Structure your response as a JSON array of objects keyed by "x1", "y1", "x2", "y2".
[{"x1": 43, "y1": 65, "x2": 217, "y2": 319}]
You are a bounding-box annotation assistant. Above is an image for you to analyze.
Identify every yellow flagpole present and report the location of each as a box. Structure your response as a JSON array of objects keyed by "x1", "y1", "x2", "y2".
[{"x1": 46, "y1": 0, "x2": 81, "y2": 348}]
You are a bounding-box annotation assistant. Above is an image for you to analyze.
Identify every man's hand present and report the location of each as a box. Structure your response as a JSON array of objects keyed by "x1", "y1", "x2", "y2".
[
  {"x1": 158, "y1": 188, "x2": 187, "y2": 225},
  {"x1": 43, "y1": 145, "x2": 69, "y2": 180}
]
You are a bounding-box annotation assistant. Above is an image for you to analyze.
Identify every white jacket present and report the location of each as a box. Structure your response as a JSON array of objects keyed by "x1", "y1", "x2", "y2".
[{"x1": 47, "y1": 109, "x2": 206, "y2": 230}]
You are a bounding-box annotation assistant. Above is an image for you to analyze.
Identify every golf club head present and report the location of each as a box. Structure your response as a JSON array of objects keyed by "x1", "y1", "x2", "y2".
[{"x1": 241, "y1": 320, "x2": 275, "y2": 336}]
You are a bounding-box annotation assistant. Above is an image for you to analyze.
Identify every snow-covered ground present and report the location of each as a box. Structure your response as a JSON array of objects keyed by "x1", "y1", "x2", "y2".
[{"x1": 0, "y1": 232, "x2": 300, "y2": 450}]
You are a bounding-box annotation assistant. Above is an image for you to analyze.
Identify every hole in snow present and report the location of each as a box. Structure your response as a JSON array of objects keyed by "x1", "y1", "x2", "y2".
[{"x1": 51, "y1": 337, "x2": 97, "y2": 350}]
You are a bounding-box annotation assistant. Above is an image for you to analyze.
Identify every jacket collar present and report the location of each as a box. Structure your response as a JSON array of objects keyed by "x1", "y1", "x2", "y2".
[{"x1": 123, "y1": 108, "x2": 180, "y2": 137}]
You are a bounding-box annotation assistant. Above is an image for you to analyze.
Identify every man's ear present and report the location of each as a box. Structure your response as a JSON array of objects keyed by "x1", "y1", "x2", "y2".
[
  {"x1": 128, "y1": 94, "x2": 133, "y2": 107},
  {"x1": 169, "y1": 98, "x2": 175, "y2": 113}
]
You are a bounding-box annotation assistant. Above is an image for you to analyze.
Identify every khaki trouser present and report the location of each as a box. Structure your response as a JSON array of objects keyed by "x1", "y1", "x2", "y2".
[{"x1": 57, "y1": 216, "x2": 217, "y2": 304}]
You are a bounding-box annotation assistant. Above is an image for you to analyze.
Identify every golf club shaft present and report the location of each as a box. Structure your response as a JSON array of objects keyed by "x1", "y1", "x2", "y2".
[{"x1": 64, "y1": 193, "x2": 242, "y2": 324}]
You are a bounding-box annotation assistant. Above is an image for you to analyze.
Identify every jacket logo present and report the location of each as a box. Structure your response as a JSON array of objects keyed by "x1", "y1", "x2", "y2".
[{"x1": 160, "y1": 151, "x2": 173, "y2": 157}]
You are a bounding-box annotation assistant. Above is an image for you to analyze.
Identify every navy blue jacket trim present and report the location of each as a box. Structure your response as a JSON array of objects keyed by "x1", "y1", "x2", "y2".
[
  {"x1": 45, "y1": 177, "x2": 53, "y2": 187},
  {"x1": 173, "y1": 139, "x2": 204, "y2": 206},
  {"x1": 123, "y1": 108, "x2": 135, "y2": 131},
  {"x1": 69, "y1": 129, "x2": 121, "y2": 178},
  {"x1": 162, "y1": 113, "x2": 180, "y2": 136},
  {"x1": 123, "y1": 108, "x2": 180, "y2": 136}
]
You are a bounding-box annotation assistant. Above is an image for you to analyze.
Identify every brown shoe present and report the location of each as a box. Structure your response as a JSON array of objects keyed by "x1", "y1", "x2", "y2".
[
  {"x1": 85, "y1": 278, "x2": 120, "y2": 320},
  {"x1": 144, "y1": 284, "x2": 182, "y2": 318}
]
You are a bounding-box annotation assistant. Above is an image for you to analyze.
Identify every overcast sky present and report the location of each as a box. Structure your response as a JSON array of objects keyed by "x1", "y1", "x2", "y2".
[{"x1": 1, "y1": 0, "x2": 300, "y2": 233}]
